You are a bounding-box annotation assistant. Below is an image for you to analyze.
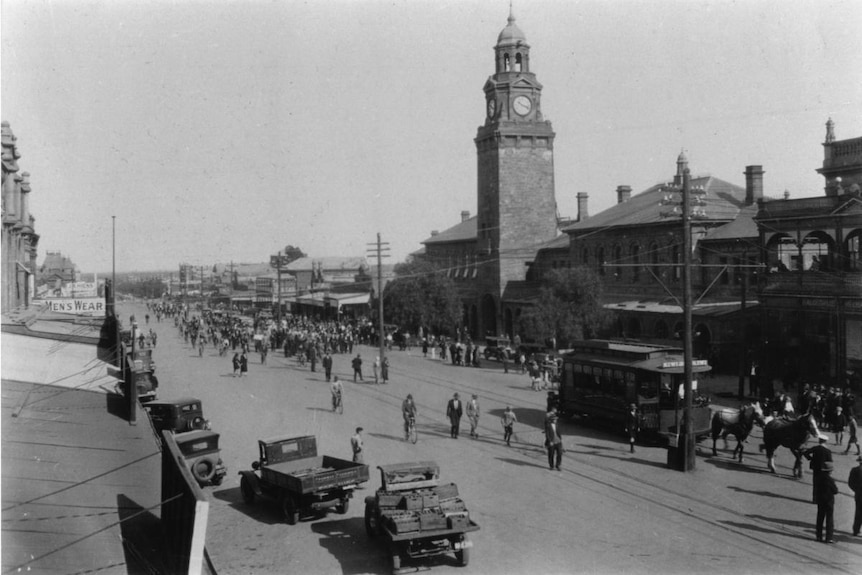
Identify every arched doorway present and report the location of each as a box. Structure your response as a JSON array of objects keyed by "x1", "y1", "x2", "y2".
[{"x1": 481, "y1": 294, "x2": 497, "y2": 338}]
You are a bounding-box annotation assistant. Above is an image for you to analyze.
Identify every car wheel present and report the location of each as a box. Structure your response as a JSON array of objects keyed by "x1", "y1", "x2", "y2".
[
  {"x1": 455, "y1": 535, "x2": 470, "y2": 566},
  {"x1": 337, "y1": 498, "x2": 349, "y2": 514},
  {"x1": 210, "y1": 473, "x2": 224, "y2": 486},
  {"x1": 364, "y1": 503, "x2": 377, "y2": 537},
  {"x1": 192, "y1": 458, "x2": 216, "y2": 484},
  {"x1": 283, "y1": 496, "x2": 299, "y2": 525},
  {"x1": 240, "y1": 475, "x2": 255, "y2": 504}
]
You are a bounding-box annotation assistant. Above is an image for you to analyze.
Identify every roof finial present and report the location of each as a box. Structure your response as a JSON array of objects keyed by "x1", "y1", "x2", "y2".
[
  {"x1": 508, "y1": 0, "x2": 515, "y2": 25},
  {"x1": 825, "y1": 117, "x2": 835, "y2": 143}
]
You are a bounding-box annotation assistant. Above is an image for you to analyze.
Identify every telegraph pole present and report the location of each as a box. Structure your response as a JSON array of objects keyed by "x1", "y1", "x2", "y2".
[
  {"x1": 681, "y1": 168, "x2": 696, "y2": 471},
  {"x1": 367, "y1": 234, "x2": 390, "y2": 367}
]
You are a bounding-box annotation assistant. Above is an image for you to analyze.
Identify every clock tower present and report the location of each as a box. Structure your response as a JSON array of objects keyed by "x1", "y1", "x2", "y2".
[{"x1": 475, "y1": 8, "x2": 557, "y2": 330}]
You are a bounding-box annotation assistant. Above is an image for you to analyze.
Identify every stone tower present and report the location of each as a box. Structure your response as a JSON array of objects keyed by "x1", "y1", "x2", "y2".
[{"x1": 474, "y1": 8, "x2": 557, "y2": 329}]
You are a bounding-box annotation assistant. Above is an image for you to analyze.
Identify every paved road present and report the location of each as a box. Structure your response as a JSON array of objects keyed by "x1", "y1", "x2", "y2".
[{"x1": 123, "y1": 303, "x2": 862, "y2": 575}]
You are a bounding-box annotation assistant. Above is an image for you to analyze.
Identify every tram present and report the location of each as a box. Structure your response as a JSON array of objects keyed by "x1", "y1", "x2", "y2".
[{"x1": 552, "y1": 340, "x2": 712, "y2": 439}]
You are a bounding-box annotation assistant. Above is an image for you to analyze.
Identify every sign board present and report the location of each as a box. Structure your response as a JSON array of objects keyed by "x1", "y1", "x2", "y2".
[
  {"x1": 46, "y1": 298, "x2": 106, "y2": 315},
  {"x1": 661, "y1": 359, "x2": 708, "y2": 369}
]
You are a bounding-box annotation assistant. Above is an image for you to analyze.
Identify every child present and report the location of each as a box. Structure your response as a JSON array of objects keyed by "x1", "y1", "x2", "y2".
[{"x1": 845, "y1": 415, "x2": 860, "y2": 456}]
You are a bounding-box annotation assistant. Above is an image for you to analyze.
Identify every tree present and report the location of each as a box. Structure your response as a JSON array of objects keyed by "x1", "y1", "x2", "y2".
[
  {"x1": 518, "y1": 266, "x2": 609, "y2": 348},
  {"x1": 281, "y1": 245, "x2": 307, "y2": 264},
  {"x1": 382, "y1": 258, "x2": 461, "y2": 336}
]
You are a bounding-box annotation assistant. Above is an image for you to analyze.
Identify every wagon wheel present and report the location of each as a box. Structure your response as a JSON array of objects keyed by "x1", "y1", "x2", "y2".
[
  {"x1": 240, "y1": 475, "x2": 255, "y2": 505},
  {"x1": 364, "y1": 503, "x2": 378, "y2": 537},
  {"x1": 455, "y1": 535, "x2": 470, "y2": 566},
  {"x1": 336, "y1": 498, "x2": 350, "y2": 514},
  {"x1": 282, "y1": 496, "x2": 299, "y2": 525}
]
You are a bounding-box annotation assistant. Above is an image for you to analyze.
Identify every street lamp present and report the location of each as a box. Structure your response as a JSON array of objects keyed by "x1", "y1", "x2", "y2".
[{"x1": 660, "y1": 166, "x2": 706, "y2": 471}]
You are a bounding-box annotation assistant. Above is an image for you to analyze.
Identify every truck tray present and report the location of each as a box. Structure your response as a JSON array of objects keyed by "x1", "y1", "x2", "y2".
[{"x1": 383, "y1": 519, "x2": 480, "y2": 542}]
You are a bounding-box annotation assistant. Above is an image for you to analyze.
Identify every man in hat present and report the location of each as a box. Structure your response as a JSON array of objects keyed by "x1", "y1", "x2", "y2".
[
  {"x1": 814, "y1": 461, "x2": 838, "y2": 543},
  {"x1": 804, "y1": 434, "x2": 833, "y2": 503},
  {"x1": 446, "y1": 393, "x2": 463, "y2": 439},
  {"x1": 544, "y1": 408, "x2": 563, "y2": 471},
  {"x1": 849, "y1": 455, "x2": 862, "y2": 536}
]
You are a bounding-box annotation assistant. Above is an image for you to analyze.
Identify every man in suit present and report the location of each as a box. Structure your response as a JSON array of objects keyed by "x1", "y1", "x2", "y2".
[
  {"x1": 544, "y1": 408, "x2": 563, "y2": 471},
  {"x1": 849, "y1": 455, "x2": 862, "y2": 536},
  {"x1": 446, "y1": 393, "x2": 463, "y2": 439},
  {"x1": 322, "y1": 351, "x2": 333, "y2": 382}
]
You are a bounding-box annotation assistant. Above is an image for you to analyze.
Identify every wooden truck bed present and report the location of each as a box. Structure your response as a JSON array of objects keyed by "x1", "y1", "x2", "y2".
[
  {"x1": 383, "y1": 519, "x2": 480, "y2": 542},
  {"x1": 261, "y1": 455, "x2": 369, "y2": 494}
]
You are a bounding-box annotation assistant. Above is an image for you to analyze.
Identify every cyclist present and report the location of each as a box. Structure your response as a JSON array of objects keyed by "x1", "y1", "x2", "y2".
[
  {"x1": 402, "y1": 394, "x2": 417, "y2": 441},
  {"x1": 331, "y1": 376, "x2": 344, "y2": 412}
]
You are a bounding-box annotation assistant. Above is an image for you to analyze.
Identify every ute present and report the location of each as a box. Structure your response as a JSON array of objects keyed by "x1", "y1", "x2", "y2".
[{"x1": 238, "y1": 435, "x2": 369, "y2": 525}]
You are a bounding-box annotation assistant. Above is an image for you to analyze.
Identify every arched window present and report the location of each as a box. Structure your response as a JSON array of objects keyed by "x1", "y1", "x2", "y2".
[
  {"x1": 504, "y1": 53, "x2": 511, "y2": 72},
  {"x1": 613, "y1": 245, "x2": 622, "y2": 281},
  {"x1": 672, "y1": 245, "x2": 681, "y2": 282},
  {"x1": 597, "y1": 247, "x2": 605, "y2": 276},
  {"x1": 631, "y1": 244, "x2": 641, "y2": 283},
  {"x1": 582, "y1": 248, "x2": 589, "y2": 266},
  {"x1": 654, "y1": 320, "x2": 669, "y2": 339},
  {"x1": 515, "y1": 53, "x2": 523, "y2": 72}
]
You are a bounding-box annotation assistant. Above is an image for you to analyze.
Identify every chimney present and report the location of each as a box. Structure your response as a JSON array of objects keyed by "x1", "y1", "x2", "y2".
[
  {"x1": 616, "y1": 185, "x2": 632, "y2": 204},
  {"x1": 744, "y1": 165, "x2": 764, "y2": 205},
  {"x1": 430, "y1": 230, "x2": 439, "y2": 236},
  {"x1": 577, "y1": 192, "x2": 589, "y2": 221},
  {"x1": 461, "y1": 210, "x2": 470, "y2": 222}
]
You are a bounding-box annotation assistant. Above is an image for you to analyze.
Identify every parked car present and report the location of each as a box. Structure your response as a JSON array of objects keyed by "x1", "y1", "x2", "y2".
[
  {"x1": 143, "y1": 397, "x2": 210, "y2": 434},
  {"x1": 174, "y1": 430, "x2": 227, "y2": 487},
  {"x1": 483, "y1": 336, "x2": 513, "y2": 361}
]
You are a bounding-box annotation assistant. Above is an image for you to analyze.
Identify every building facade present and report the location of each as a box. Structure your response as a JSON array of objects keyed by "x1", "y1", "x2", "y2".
[
  {"x1": 756, "y1": 119, "x2": 862, "y2": 390},
  {"x1": 2, "y1": 121, "x2": 39, "y2": 312}
]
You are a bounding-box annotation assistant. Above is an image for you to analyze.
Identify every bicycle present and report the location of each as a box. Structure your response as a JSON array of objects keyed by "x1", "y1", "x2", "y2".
[
  {"x1": 332, "y1": 392, "x2": 343, "y2": 415},
  {"x1": 405, "y1": 415, "x2": 418, "y2": 444}
]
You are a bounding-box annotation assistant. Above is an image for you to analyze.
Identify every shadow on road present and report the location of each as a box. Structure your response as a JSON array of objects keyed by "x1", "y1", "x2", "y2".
[
  {"x1": 310, "y1": 517, "x2": 386, "y2": 575},
  {"x1": 718, "y1": 519, "x2": 812, "y2": 541},
  {"x1": 495, "y1": 456, "x2": 547, "y2": 469},
  {"x1": 727, "y1": 486, "x2": 811, "y2": 504},
  {"x1": 210, "y1": 486, "x2": 287, "y2": 525},
  {"x1": 744, "y1": 514, "x2": 814, "y2": 529}
]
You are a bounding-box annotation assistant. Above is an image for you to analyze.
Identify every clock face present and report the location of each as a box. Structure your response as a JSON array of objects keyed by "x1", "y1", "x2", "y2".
[
  {"x1": 513, "y1": 95, "x2": 532, "y2": 116},
  {"x1": 487, "y1": 99, "x2": 496, "y2": 118}
]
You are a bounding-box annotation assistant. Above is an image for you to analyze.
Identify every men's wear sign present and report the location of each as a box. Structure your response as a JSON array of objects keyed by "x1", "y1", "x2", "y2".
[{"x1": 48, "y1": 298, "x2": 106, "y2": 315}]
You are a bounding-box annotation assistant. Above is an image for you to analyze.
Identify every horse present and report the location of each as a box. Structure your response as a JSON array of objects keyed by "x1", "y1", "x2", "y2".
[
  {"x1": 710, "y1": 402, "x2": 764, "y2": 462},
  {"x1": 760, "y1": 412, "x2": 821, "y2": 477}
]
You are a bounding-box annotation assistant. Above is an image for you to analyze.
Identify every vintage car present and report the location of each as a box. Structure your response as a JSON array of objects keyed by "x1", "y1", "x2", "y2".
[
  {"x1": 483, "y1": 336, "x2": 513, "y2": 361},
  {"x1": 143, "y1": 397, "x2": 210, "y2": 434},
  {"x1": 174, "y1": 430, "x2": 227, "y2": 486}
]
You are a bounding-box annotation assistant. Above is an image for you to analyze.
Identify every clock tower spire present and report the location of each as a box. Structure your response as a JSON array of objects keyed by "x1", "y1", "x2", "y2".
[{"x1": 474, "y1": 8, "x2": 557, "y2": 334}]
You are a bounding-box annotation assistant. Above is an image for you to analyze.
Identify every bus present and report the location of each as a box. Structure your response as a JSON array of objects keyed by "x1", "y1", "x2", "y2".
[{"x1": 552, "y1": 340, "x2": 712, "y2": 439}]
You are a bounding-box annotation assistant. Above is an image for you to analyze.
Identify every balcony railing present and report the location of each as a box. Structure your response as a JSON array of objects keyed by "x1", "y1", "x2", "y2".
[{"x1": 761, "y1": 270, "x2": 862, "y2": 297}]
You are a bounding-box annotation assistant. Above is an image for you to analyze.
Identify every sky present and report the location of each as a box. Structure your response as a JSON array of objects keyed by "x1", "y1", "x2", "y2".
[{"x1": 2, "y1": 0, "x2": 861, "y2": 274}]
